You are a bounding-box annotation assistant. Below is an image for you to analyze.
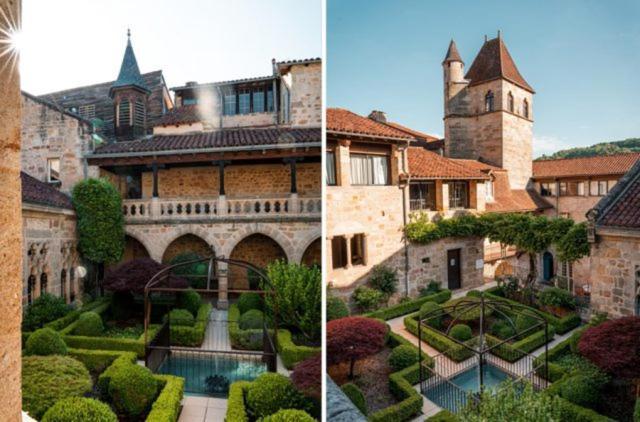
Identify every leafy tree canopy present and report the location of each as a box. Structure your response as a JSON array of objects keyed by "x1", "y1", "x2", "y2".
[
  {"x1": 103, "y1": 258, "x2": 187, "y2": 294},
  {"x1": 536, "y1": 138, "x2": 640, "y2": 160}
]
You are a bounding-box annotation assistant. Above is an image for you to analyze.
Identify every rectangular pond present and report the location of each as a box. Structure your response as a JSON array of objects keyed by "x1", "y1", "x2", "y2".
[{"x1": 157, "y1": 351, "x2": 267, "y2": 397}]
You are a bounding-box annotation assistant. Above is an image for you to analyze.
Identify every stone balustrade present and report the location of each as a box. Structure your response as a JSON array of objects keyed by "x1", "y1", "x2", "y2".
[{"x1": 122, "y1": 194, "x2": 321, "y2": 222}]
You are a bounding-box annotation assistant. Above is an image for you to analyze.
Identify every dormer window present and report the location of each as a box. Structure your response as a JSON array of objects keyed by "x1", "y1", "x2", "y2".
[
  {"x1": 484, "y1": 91, "x2": 494, "y2": 112},
  {"x1": 507, "y1": 92, "x2": 514, "y2": 113},
  {"x1": 523, "y1": 99, "x2": 529, "y2": 118}
]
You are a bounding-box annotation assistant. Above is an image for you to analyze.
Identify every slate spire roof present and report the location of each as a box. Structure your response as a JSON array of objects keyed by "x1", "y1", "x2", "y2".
[
  {"x1": 443, "y1": 39, "x2": 463, "y2": 64},
  {"x1": 464, "y1": 36, "x2": 534, "y2": 93},
  {"x1": 110, "y1": 29, "x2": 150, "y2": 96}
]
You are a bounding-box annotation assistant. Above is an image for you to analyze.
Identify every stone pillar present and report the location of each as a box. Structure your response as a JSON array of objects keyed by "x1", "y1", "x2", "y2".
[
  {"x1": 0, "y1": 0, "x2": 24, "y2": 418},
  {"x1": 362, "y1": 234, "x2": 369, "y2": 266},
  {"x1": 336, "y1": 140, "x2": 351, "y2": 187},
  {"x1": 217, "y1": 160, "x2": 228, "y2": 216},
  {"x1": 217, "y1": 260, "x2": 229, "y2": 309},
  {"x1": 345, "y1": 234, "x2": 353, "y2": 269},
  {"x1": 326, "y1": 236, "x2": 333, "y2": 271},
  {"x1": 436, "y1": 180, "x2": 450, "y2": 211}
]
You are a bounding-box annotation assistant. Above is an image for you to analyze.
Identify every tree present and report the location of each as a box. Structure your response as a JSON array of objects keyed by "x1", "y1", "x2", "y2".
[
  {"x1": 556, "y1": 222, "x2": 590, "y2": 263},
  {"x1": 291, "y1": 354, "x2": 321, "y2": 399},
  {"x1": 327, "y1": 317, "x2": 387, "y2": 378},
  {"x1": 103, "y1": 258, "x2": 187, "y2": 294}
]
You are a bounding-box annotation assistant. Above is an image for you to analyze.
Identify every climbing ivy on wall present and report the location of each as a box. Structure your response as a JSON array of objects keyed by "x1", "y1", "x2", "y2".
[{"x1": 72, "y1": 178, "x2": 125, "y2": 265}]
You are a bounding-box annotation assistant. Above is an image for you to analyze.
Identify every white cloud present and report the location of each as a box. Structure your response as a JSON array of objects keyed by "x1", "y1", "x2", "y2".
[{"x1": 533, "y1": 135, "x2": 572, "y2": 157}]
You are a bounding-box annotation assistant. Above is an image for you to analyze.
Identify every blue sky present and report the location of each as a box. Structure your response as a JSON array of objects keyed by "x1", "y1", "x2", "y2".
[
  {"x1": 20, "y1": 0, "x2": 321, "y2": 95},
  {"x1": 327, "y1": 0, "x2": 640, "y2": 157}
]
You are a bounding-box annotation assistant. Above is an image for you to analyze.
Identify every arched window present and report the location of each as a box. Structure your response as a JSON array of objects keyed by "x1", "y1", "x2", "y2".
[
  {"x1": 40, "y1": 273, "x2": 48, "y2": 295},
  {"x1": 61, "y1": 269, "x2": 67, "y2": 302},
  {"x1": 118, "y1": 100, "x2": 131, "y2": 126},
  {"x1": 507, "y1": 92, "x2": 514, "y2": 112},
  {"x1": 27, "y1": 275, "x2": 36, "y2": 304},
  {"x1": 69, "y1": 267, "x2": 76, "y2": 302},
  {"x1": 523, "y1": 99, "x2": 529, "y2": 118},
  {"x1": 484, "y1": 91, "x2": 494, "y2": 112}
]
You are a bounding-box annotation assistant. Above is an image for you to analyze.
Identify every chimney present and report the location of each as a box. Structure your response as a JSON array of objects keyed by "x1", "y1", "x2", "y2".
[
  {"x1": 368, "y1": 110, "x2": 387, "y2": 123},
  {"x1": 185, "y1": 81, "x2": 198, "y2": 87}
]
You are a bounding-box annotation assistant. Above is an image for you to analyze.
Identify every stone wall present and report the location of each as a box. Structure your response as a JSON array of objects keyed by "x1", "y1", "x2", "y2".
[
  {"x1": 162, "y1": 233, "x2": 213, "y2": 263},
  {"x1": 229, "y1": 233, "x2": 287, "y2": 289},
  {"x1": 283, "y1": 63, "x2": 322, "y2": 127},
  {"x1": 589, "y1": 233, "x2": 640, "y2": 318}
]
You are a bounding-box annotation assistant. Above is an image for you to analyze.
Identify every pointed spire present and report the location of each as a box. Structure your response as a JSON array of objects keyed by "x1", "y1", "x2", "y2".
[
  {"x1": 443, "y1": 39, "x2": 463, "y2": 65},
  {"x1": 109, "y1": 30, "x2": 149, "y2": 97}
]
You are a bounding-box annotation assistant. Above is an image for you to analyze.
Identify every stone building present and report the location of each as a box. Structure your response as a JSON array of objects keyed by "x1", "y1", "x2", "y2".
[{"x1": 587, "y1": 158, "x2": 640, "y2": 317}]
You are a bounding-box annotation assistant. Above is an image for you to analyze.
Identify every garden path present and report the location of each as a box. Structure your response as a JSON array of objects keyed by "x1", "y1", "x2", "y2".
[{"x1": 200, "y1": 308, "x2": 232, "y2": 351}]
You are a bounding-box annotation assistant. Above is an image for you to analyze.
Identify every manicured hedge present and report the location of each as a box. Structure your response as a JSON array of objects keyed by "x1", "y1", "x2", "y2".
[
  {"x1": 554, "y1": 393, "x2": 612, "y2": 421},
  {"x1": 146, "y1": 375, "x2": 185, "y2": 422},
  {"x1": 365, "y1": 289, "x2": 452, "y2": 321},
  {"x1": 277, "y1": 329, "x2": 321, "y2": 369},
  {"x1": 228, "y1": 304, "x2": 264, "y2": 350},
  {"x1": 44, "y1": 297, "x2": 111, "y2": 331},
  {"x1": 532, "y1": 328, "x2": 588, "y2": 382},
  {"x1": 426, "y1": 410, "x2": 458, "y2": 421},
  {"x1": 96, "y1": 352, "x2": 138, "y2": 395},
  {"x1": 63, "y1": 325, "x2": 161, "y2": 358},
  {"x1": 68, "y1": 348, "x2": 127, "y2": 374},
  {"x1": 170, "y1": 303, "x2": 212, "y2": 347},
  {"x1": 59, "y1": 300, "x2": 112, "y2": 336},
  {"x1": 403, "y1": 313, "x2": 473, "y2": 362},
  {"x1": 225, "y1": 381, "x2": 251, "y2": 422},
  {"x1": 485, "y1": 325, "x2": 556, "y2": 363}
]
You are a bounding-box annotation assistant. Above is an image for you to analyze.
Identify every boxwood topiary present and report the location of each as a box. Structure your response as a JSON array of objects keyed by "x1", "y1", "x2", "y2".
[
  {"x1": 420, "y1": 301, "x2": 442, "y2": 329},
  {"x1": 341, "y1": 382, "x2": 367, "y2": 415},
  {"x1": 169, "y1": 308, "x2": 195, "y2": 327},
  {"x1": 446, "y1": 297, "x2": 491, "y2": 322},
  {"x1": 239, "y1": 309, "x2": 264, "y2": 330},
  {"x1": 108, "y1": 363, "x2": 158, "y2": 417},
  {"x1": 25, "y1": 328, "x2": 67, "y2": 356},
  {"x1": 42, "y1": 397, "x2": 117, "y2": 422},
  {"x1": 246, "y1": 373, "x2": 308, "y2": 418},
  {"x1": 450, "y1": 324, "x2": 473, "y2": 342},
  {"x1": 237, "y1": 292, "x2": 263, "y2": 314},
  {"x1": 327, "y1": 296, "x2": 349, "y2": 321},
  {"x1": 22, "y1": 355, "x2": 93, "y2": 419},
  {"x1": 22, "y1": 293, "x2": 71, "y2": 332},
  {"x1": 177, "y1": 288, "x2": 201, "y2": 316},
  {"x1": 490, "y1": 320, "x2": 515, "y2": 340},
  {"x1": 261, "y1": 409, "x2": 316, "y2": 421},
  {"x1": 74, "y1": 311, "x2": 104, "y2": 336},
  {"x1": 559, "y1": 372, "x2": 606, "y2": 408},
  {"x1": 515, "y1": 311, "x2": 540, "y2": 334},
  {"x1": 388, "y1": 344, "x2": 420, "y2": 372}
]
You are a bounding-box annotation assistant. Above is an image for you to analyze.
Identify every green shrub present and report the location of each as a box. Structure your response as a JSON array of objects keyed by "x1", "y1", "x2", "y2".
[
  {"x1": 169, "y1": 308, "x2": 195, "y2": 327},
  {"x1": 67, "y1": 348, "x2": 124, "y2": 375},
  {"x1": 426, "y1": 410, "x2": 458, "y2": 421},
  {"x1": 108, "y1": 363, "x2": 158, "y2": 417},
  {"x1": 365, "y1": 289, "x2": 452, "y2": 321},
  {"x1": 262, "y1": 409, "x2": 316, "y2": 421},
  {"x1": 539, "y1": 287, "x2": 576, "y2": 309},
  {"x1": 73, "y1": 311, "x2": 104, "y2": 336},
  {"x1": 420, "y1": 301, "x2": 442, "y2": 328},
  {"x1": 515, "y1": 311, "x2": 540, "y2": 334},
  {"x1": 228, "y1": 304, "x2": 263, "y2": 350},
  {"x1": 41, "y1": 397, "x2": 117, "y2": 422},
  {"x1": 466, "y1": 290, "x2": 482, "y2": 298},
  {"x1": 96, "y1": 352, "x2": 137, "y2": 394},
  {"x1": 419, "y1": 281, "x2": 442, "y2": 297},
  {"x1": 169, "y1": 252, "x2": 208, "y2": 288},
  {"x1": 177, "y1": 288, "x2": 201, "y2": 316},
  {"x1": 369, "y1": 265, "x2": 398, "y2": 295},
  {"x1": 634, "y1": 397, "x2": 640, "y2": 422},
  {"x1": 169, "y1": 304, "x2": 211, "y2": 347},
  {"x1": 389, "y1": 345, "x2": 420, "y2": 372},
  {"x1": 450, "y1": 324, "x2": 473, "y2": 342},
  {"x1": 404, "y1": 314, "x2": 474, "y2": 362},
  {"x1": 277, "y1": 329, "x2": 321, "y2": 369},
  {"x1": 558, "y1": 365, "x2": 609, "y2": 408},
  {"x1": 23, "y1": 293, "x2": 71, "y2": 331},
  {"x1": 446, "y1": 297, "x2": 491, "y2": 322},
  {"x1": 22, "y1": 355, "x2": 92, "y2": 419},
  {"x1": 239, "y1": 309, "x2": 264, "y2": 330},
  {"x1": 237, "y1": 292, "x2": 263, "y2": 314},
  {"x1": 25, "y1": 328, "x2": 67, "y2": 356},
  {"x1": 327, "y1": 296, "x2": 349, "y2": 321},
  {"x1": 353, "y1": 286, "x2": 384, "y2": 312},
  {"x1": 146, "y1": 375, "x2": 184, "y2": 422},
  {"x1": 226, "y1": 381, "x2": 251, "y2": 422},
  {"x1": 341, "y1": 382, "x2": 367, "y2": 415},
  {"x1": 490, "y1": 320, "x2": 515, "y2": 340},
  {"x1": 246, "y1": 373, "x2": 308, "y2": 418}
]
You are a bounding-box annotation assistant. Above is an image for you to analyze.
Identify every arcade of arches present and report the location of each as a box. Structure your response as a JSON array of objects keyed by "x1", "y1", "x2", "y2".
[
  {"x1": 229, "y1": 234, "x2": 287, "y2": 290},
  {"x1": 162, "y1": 234, "x2": 213, "y2": 264}
]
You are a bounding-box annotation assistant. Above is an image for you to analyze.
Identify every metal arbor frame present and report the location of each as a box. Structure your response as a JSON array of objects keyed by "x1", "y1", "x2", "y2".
[
  {"x1": 143, "y1": 256, "x2": 279, "y2": 377},
  {"x1": 418, "y1": 294, "x2": 550, "y2": 412}
]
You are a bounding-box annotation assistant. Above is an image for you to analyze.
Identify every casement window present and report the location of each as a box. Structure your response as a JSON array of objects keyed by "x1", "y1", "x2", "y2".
[
  {"x1": 331, "y1": 234, "x2": 366, "y2": 269},
  {"x1": 326, "y1": 151, "x2": 337, "y2": 186},
  {"x1": 485, "y1": 179, "x2": 494, "y2": 201},
  {"x1": 331, "y1": 237, "x2": 347, "y2": 269},
  {"x1": 252, "y1": 90, "x2": 265, "y2": 113},
  {"x1": 238, "y1": 90, "x2": 251, "y2": 114},
  {"x1": 267, "y1": 88, "x2": 274, "y2": 112},
  {"x1": 223, "y1": 94, "x2": 236, "y2": 116},
  {"x1": 134, "y1": 100, "x2": 145, "y2": 127},
  {"x1": 350, "y1": 154, "x2": 389, "y2": 185},
  {"x1": 559, "y1": 182, "x2": 568, "y2": 196},
  {"x1": 118, "y1": 100, "x2": 131, "y2": 126},
  {"x1": 410, "y1": 182, "x2": 436, "y2": 211},
  {"x1": 350, "y1": 234, "x2": 365, "y2": 266},
  {"x1": 523, "y1": 99, "x2": 529, "y2": 118},
  {"x1": 577, "y1": 181, "x2": 585, "y2": 196},
  {"x1": 540, "y1": 182, "x2": 556, "y2": 197},
  {"x1": 449, "y1": 181, "x2": 469, "y2": 209},
  {"x1": 78, "y1": 104, "x2": 95, "y2": 120},
  {"x1": 47, "y1": 158, "x2": 60, "y2": 184},
  {"x1": 598, "y1": 180, "x2": 608, "y2": 196},
  {"x1": 485, "y1": 91, "x2": 494, "y2": 112},
  {"x1": 507, "y1": 92, "x2": 514, "y2": 112}
]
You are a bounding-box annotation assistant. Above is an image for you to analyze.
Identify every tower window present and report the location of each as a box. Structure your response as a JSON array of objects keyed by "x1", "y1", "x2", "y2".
[
  {"x1": 484, "y1": 91, "x2": 494, "y2": 112},
  {"x1": 507, "y1": 92, "x2": 514, "y2": 112},
  {"x1": 134, "y1": 100, "x2": 145, "y2": 127},
  {"x1": 223, "y1": 94, "x2": 236, "y2": 116},
  {"x1": 118, "y1": 100, "x2": 131, "y2": 126},
  {"x1": 523, "y1": 99, "x2": 529, "y2": 118},
  {"x1": 47, "y1": 158, "x2": 60, "y2": 184}
]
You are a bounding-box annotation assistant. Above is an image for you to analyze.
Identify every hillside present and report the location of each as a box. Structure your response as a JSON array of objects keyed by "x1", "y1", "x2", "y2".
[{"x1": 536, "y1": 138, "x2": 640, "y2": 160}]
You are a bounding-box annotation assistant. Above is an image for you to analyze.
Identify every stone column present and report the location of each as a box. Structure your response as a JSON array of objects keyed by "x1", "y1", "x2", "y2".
[
  {"x1": 285, "y1": 158, "x2": 300, "y2": 213},
  {"x1": 344, "y1": 235, "x2": 353, "y2": 269},
  {"x1": 336, "y1": 140, "x2": 351, "y2": 187},
  {"x1": 362, "y1": 234, "x2": 369, "y2": 266},
  {"x1": 0, "y1": 0, "x2": 24, "y2": 418},
  {"x1": 217, "y1": 260, "x2": 229, "y2": 309},
  {"x1": 326, "y1": 236, "x2": 333, "y2": 271},
  {"x1": 217, "y1": 160, "x2": 228, "y2": 216}
]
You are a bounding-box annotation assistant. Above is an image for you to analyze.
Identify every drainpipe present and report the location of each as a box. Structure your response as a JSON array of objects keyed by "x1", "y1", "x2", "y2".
[
  {"x1": 401, "y1": 139, "x2": 412, "y2": 297},
  {"x1": 216, "y1": 86, "x2": 223, "y2": 128},
  {"x1": 272, "y1": 59, "x2": 279, "y2": 126}
]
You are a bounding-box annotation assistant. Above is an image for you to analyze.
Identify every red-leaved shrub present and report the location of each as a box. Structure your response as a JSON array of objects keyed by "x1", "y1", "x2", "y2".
[
  {"x1": 578, "y1": 316, "x2": 640, "y2": 379},
  {"x1": 327, "y1": 316, "x2": 387, "y2": 378},
  {"x1": 291, "y1": 354, "x2": 321, "y2": 399},
  {"x1": 104, "y1": 258, "x2": 188, "y2": 293}
]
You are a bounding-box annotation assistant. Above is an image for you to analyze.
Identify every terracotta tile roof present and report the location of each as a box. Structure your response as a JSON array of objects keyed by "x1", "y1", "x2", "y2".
[
  {"x1": 157, "y1": 105, "x2": 201, "y2": 126},
  {"x1": 450, "y1": 158, "x2": 502, "y2": 172},
  {"x1": 407, "y1": 147, "x2": 489, "y2": 180},
  {"x1": 383, "y1": 121, "x2": 440, "y2": 142},
  {"x1": 533, "y1": 153, "x2": 640, "y2": 179},
  {"x1": 486, "y1": 171, "x2": 552, "y2": 213},
  {"x1": 91, "y1": 127, "x2": 320, "y2": 155},
  {"x1": 21, "y1": 172, "x2": 73, "y2": 210},
  {"x1": 327, "y1": 108, "x2": 414, "y2": 140},
  {"x1": 592, "y1": 159, "x2": 640, "y2": 229},
  {"x1": 465, "y1": 37, "x2": 533, "y2": 93}
]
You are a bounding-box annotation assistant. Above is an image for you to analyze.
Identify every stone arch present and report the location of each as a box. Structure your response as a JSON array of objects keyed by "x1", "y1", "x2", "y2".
[
  {"x1": 221, "y1": 224, "x2": 294, "y2": 262},
  {"x1": 124, "y1": 228, "x2": 158, "y2": 261},
  {"x1": 162, "y1": 233, "x2": 214, "y2": 264},
  {"x1": 291, "y1": 229, "x2": 322, "y2": 263},
  {"x1": 228, "y1": 233, "x2": 287, "y2": 291},
  {"x1": 301, "y1": 237, "x2": 321, "y2": 267},
  {"x1": 155, "y1": 226, "x2": 220, "y2": 261},
  {"x1": 122, "y1": 235, "x2": 150, "y2": 263}
]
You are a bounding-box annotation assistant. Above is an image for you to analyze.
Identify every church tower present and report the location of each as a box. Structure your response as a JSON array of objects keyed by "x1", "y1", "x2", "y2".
[
  {"x1": 443, "y1": 34, "x2": 534, "y2": 189},
  {"x1": 110, "y1": 30, "x2": 150, "y2": 141}
]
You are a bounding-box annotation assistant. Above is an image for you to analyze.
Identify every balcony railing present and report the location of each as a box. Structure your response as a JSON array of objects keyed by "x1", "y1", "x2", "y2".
[
  {"x1": 122, "y1": 195, "x2": 321, "y2": 222},
  {"x1": 409, "y1": 198, "x2": 436, "y2": 212}
]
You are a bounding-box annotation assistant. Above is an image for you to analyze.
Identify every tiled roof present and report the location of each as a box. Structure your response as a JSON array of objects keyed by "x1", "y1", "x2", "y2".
[
  {"x1": 533, "y1": 153, "x2": 640, "y2": 179},
  {"x1": 157, "y1": 105, "x2": 201, "y2": 126},
  {"x1": 111, "y1": 36, "x2": 149, "y2": 94},
  {"x1": 172, "y1": 76, "x2": 275, "y2": 91},
  {"x1": 276, "y1": 57, "x2": 322, "y2": 66},
  {"x1": 486, "y1": 171, "x2": 552, "y2": 213},
  {"x1": 465, "y1": 37, "x2": 533, "y2": 92},
  {"x1": 21, "y1": 172, "x2": 73, "y2": 210},
  {"x1": 90, "y1": 127, "x2": 320, "y2": 155},
  {"x1": 443, "y1": 40, "x2": 463, "y2": 64},
  {"x1": 407, "y1": 147, "x2": 489, "y2": 180},
  {"x1": 592, "y1": 159, "x2": 640, "y2": 229},
  {"x1": 327, "y1": 108, "x2": 413, "y2": 140},
  {"x1": 450, "y1": 158, "x2": 502, "y2": 172},
  {"x1": 383, "y1": 121, "x2": 440, "y2": 142}
]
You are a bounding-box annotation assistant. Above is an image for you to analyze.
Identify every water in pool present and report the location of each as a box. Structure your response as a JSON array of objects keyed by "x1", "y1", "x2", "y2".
[{"x1": 157, "y1": 353, "x2": 267, "y2": 396}]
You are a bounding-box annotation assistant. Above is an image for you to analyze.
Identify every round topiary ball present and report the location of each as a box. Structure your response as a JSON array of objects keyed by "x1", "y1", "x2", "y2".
[
  {"x1": 261, "y1": 409, "x2": 316, "y2": 422},
  {"x1": 25, "y1": 328, "x2": 67, "y2": 356},
  {"x1": 108, "y1": 363, "x2": 158, "y2": 417},
  {"x1": 42, "y1": 397, "x2": 117, "y2": 422},
  {"x1": 169, "y1": 308, "x2": 195, "y2": 327},
  {"x1": 178, "y1": 288, "x2": 202, "y2": 316},
  {"x1": 246, "y1": 372, "x2": 307, "y2": 418},
  {"x1": 388, "y1": 344, "x2": 420, "y2": 371},
  {"x1": 239, "y1": 309, "x2": 264, "y2": 330},
  {"x1": 420, "y1": 301, "x2": 442, "y2": 329},
  {"x1": 327, "y1": 296, "x2": 350, "y2": 321},
  {"x1": 238, "y1": 292, "x2": 263, "y2": 314},
  {"x1": 74, "y1": 311, "x2": 104, "y2": 336},
  {"x1": 450, "y1": 324, "x2": 473, "y2": 342}
]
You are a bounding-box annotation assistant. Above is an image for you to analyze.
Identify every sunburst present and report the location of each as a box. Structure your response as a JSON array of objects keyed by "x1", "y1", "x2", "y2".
[{"x1": 0, "y1": 3, "x2": 21, "y2": 78}]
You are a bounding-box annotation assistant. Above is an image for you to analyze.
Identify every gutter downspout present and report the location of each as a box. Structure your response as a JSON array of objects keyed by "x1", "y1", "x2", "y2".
[
  {"x1": 401, "y1": 139, "x2": 412, "y2": 297},
  {"x1": 272, "y1": 59, "x2": 279, "y2": 127},
  {"x1": 216, "y1": 86, "x2": 223, "y2": 129}
]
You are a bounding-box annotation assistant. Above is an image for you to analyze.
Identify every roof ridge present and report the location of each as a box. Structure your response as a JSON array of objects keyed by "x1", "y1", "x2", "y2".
[
  {"x1": 535, "y1": 151, "x2": 640, "y2": 163},
  {"x1": 38, "y1": 70, "x2": 162, "y2": 97},
  {"x1": 592, "y1": 158, "x2": 640, "y2": 224}
]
